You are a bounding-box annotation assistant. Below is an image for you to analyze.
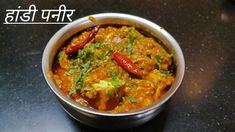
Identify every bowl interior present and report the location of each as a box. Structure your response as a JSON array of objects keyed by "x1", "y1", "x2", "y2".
[{"x1": 42, "y1": 13, "x2": 185, "y2": 116}]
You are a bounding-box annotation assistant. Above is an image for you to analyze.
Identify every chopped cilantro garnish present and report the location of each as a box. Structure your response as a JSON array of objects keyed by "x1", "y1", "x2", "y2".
[
  {"x1": 107, "y1": 90, "x2": 113, "y2": 96},
  {"x1": 74, "y1": 73, "x2": 82, "y2": 82},
  {"x1": 78, "y1": 41, "x2": 105, "y2": 59},
  {"x1": 79, "y1": 49, "x2": 88, "y2": 59},
  {"x1": 93, "y1": 41, "x2": 105, "y2": 48},
  {"x1": 70, "y1": 53, "x2": 95, "y2": 94},
  {"x1": 69, "y1": 85, "x2": 77, "y2": 95},
  {"x1": 73, "y1": 72, "x2": 86, "y2": 93},
  {"x1": 127, "y1": 43, "x2": 133, "y2": 55},
  {"x1": 156, "y1": 54, "x2": 164, "y2": 62},
  {"x1": 98, "y1": 53, "x2": 106, "y2": 60},
  {"x1": 159, "y1": 71, "x2": 170, "y2": 77},
  {"x1": 72, "y1": 59, "x2": 82, "y2": 66},
  {"x1": 111, "y1": 71, "x2": 121, "y2": 79},
  {"x1": 81, "y1": 53, "x2": 94, "y2": 69},
  {"x1": 58, "y1": 52, "x2": 65, "y2": 62},
  {"x1": 129, "y1": 35, "x2": 136, "y2": 44},
  {"x1": 111, "y1": 79, "x2": 125, "y2": 89},
  {"x1": 92, "y1": 79, "x2": 125, "y2": 91},
  {"x1": 127, "y1": 35, "x2": 137, "y2": 55},
  {"x1": 81, "y1": 61, "x2": 91, "y2": 70},
  {"x1": 88, "y1": 53, "x2": 94, "y2": 61},
  {"x1": 170, "y1": 50, "x2": 175, "y2": 57},
  {"x1": 126, "y1": 95, "x2": 138, "y2": 104},
  {"x1": 156, "y1": 63, "x2": 161, "y2": 69}
]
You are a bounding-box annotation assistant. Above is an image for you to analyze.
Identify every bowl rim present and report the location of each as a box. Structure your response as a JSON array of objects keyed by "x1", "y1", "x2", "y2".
[{"x1": 42, "y1": 13, "x2": 185, "y2": 117}]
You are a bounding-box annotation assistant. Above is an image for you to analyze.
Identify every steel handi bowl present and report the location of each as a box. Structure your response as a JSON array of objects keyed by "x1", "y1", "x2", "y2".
[{"x1": 42, "y1": 13, "x2": 185, "y2": 129}]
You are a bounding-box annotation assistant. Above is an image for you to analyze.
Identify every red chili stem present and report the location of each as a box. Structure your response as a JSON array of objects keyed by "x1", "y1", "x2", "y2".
[
  {"x1": 112, "y1": 51, "x2": 147, "y2": 77},
  {"x1": 65, "y1": 25, "x2": 100, "y2": 55}
]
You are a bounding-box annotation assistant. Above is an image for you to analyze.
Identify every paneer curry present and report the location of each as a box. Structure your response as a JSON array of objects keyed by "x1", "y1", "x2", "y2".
[{"x1": 51, "y1": 25, "x2": 175, "y2": 112}]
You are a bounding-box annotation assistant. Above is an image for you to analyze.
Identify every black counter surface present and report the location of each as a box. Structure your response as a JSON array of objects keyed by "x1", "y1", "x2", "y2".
[{"x1": 0, "y1": 0, "x2": 235, "y2": 132}]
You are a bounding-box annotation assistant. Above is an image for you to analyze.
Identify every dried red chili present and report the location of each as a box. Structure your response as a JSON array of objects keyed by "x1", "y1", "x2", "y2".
[
  {"x1": 112, "y1": 51, "x2": 147, "y2": 77},
  {"x1": 65, "y1": 25, "x2": 100, "y2": 55}
]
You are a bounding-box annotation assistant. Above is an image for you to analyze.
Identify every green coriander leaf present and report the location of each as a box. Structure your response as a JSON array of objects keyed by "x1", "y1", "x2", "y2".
[
  {"x1": 159, "y1": 71, "x2": 170, "y2": 77},
  {"x1": 98, "y1": 54, "x2": 106, "y2": 60},
  {"x1": 107, "y1": 90, "x2": 113, "y2": 96},
  {"x1": 127, "y1": 43, "x2": 133, "y2": 55},
  {"x1": 93, "y1": 41, "x2": 105, "y2": 48},
  {"x1": 89, "y1": 53, "x2": 94, "y2": 61},
  {"x1": 111, "y1": 71, "x2": 121, "y2": 79},
  {"x1": 96, "y1": 78, "x2": 125, "y2": 90},
  {"x1": 58, "y1": 52, "x2": 65, "y2": 62},
  {"x1": 92, "y1": 80, "x2": 114, "y2": 90},
  {"x1": 74, "y1": 73, "x2": 82, "y2": 82},
  {"x1": 73, "y1": 51, "x2": 95, "y2": 93},
  {"x1": 127, "y1": 95, "x2": 138, "y2": 104},
  {"x1": 129, "y1": 36, "x2": 135, "y2": 44},
  {"x1": 127, "y1": 36, "x2": 137, "y2": 55},
  {"x1": 69, "y1": 85, "x2": 77, "y2": 95},
  {"x1": 155, "y1": 54, "x2": 164, "y2": 62},
  {"x1": 81, "y1": 62, "x2": 90, "y2": 70},
  {"x1": 155, "y1": 63, "x2": 161, "y2": 69},
  {"x1": 79, "y1": 49, "x2": 89, "y2": 59},
  {"x1": 111, "y1": 79, "x2": 122, "y2": 89},
  {"x1": 170, "y1": 50, "x2": 175, "y2": 57},
  {"x1": 72, "y1": 59, "x2": 82, "y2": 66},
  {"x1": 81, "y1": 53, "x2": 94, "y2": 70}
]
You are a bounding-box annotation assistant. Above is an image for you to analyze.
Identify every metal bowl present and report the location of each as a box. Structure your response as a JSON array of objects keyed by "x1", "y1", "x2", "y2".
[{"x1": 42, "y1": 13, "x2": 185, "y2": 129}]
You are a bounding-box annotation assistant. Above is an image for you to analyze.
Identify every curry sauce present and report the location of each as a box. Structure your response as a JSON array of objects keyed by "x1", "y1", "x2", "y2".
[{"x1": 52, "y1": 26, "x2": 175, "y2": 112}]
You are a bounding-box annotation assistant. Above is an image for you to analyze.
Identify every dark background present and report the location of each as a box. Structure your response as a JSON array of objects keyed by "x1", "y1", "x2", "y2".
[{"x1": 0, "y1": 0, "x2": 235, "y2": 132}]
